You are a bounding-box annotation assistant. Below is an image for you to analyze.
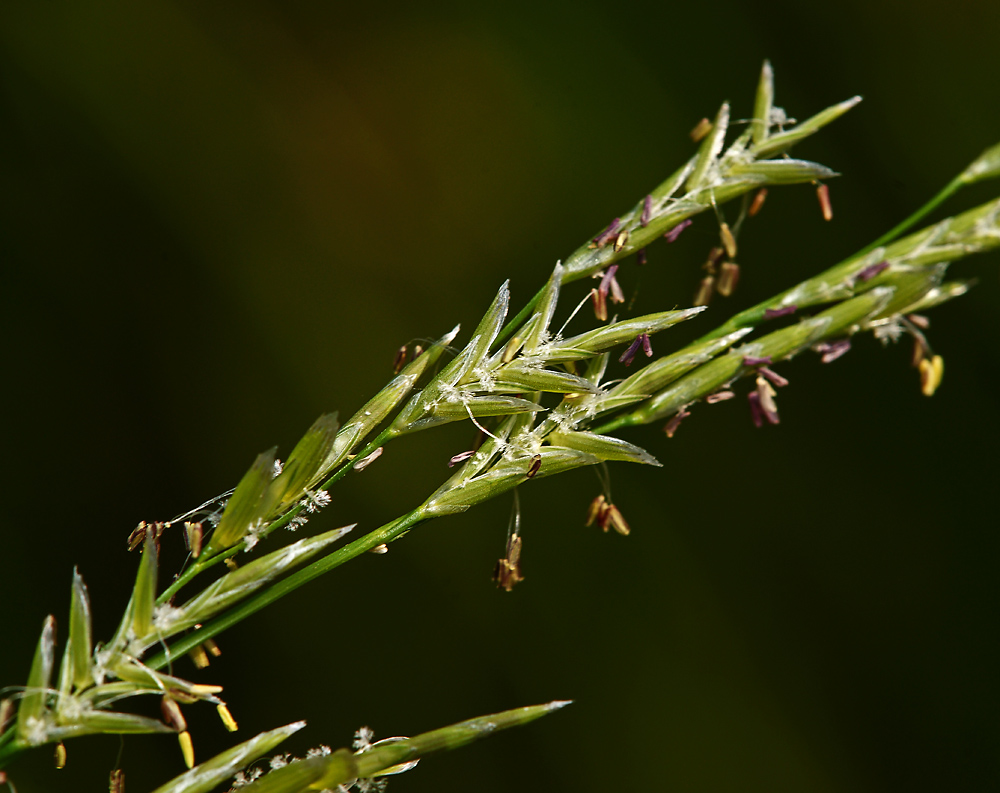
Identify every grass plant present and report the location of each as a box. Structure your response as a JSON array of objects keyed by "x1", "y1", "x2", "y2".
[{"x1": 1, "y1": 62, "x2": 998, "y2": 793}]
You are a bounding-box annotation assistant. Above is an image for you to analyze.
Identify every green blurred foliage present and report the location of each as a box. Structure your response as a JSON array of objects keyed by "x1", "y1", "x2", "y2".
[{"x1": 1, "y1": 1, "x2": 998, "y2": 791}]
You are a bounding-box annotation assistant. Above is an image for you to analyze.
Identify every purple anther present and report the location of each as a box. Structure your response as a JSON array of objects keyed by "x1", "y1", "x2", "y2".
[
  {"x1": 619, "y1": 335, "x2": 643, "y2": 366},
  {"x1": 641, "y1": 194, "x2": 653, "y2": 227},
  {"x1": 448, "y1": 450, "x2": 476, "y2": 468},
  {"x1": 706, "y1": 390, "x2": 735, "y2": 404},
  {"x1": 593, "y1": 218, "x2": 622, "y2": 247},
  {"x1": 598, "y1": 264, "x2": 619, "y2": 297},
  {"x1": 742, "y1": 355, "x2": 772, "y2": 367},
  {"x1": 663, "y1": 218, "x2": 693, "y2": 243},
  {"x1": 855, "y1": 260, "x2": 890, "y2": 283},
  {"x1": 757, "y1": 367, "x2": 789, "y2": 388},
  {"x1": 748, "y1": 391, "x2": 764, "y2": 428},
  {"x1": 637, "y1": 248, "x2": 647, "y2": 266},
  {"x1": 664, "y1": 409, "x2": 691, "y2": 438},
  {"x1": 815, "y1": 338, "x2": 851, "y2": 363},
  {"x1": 763, "y1": 305, "x2": 797, "y2": 319},
  {"x1": 641, "y1": 332, "x2": 653, "y2": 358}
]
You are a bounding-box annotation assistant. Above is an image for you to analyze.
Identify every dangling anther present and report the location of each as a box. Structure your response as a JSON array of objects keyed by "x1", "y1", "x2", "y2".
[{"x1": 816, "y1": 183, "x2": 833, "y2": 221}]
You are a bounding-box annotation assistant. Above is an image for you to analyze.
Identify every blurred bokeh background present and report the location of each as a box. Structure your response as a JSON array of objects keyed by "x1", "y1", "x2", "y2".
[{"x1": 2, "y1": 1, "x2": 999, "y2": 791}]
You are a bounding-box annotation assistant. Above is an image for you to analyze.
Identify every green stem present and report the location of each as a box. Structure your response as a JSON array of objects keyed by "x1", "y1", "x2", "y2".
[
  {"x1": 157, "y1": 427, "x2": 396, "y2": 605},
  {"x1": 854, "y1": 175, "x2": 964, "y2": 258},
  {"x1": 694, "y1": 174, "x2": 968, "y2": 345},
  {"x1": 0, "y1": 732, "x2": 23, "y2": 770},
  {"x1": 146, "y1": 507, "x2": 427, "y2": 671}
]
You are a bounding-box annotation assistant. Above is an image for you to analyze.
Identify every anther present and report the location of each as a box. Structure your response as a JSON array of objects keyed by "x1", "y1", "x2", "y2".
[
  {"x1": 690, "y1": 117, "x2": 712, "y2": 142},
  {"x1": 719, "y1": 222, "x2": 737, "y2": 258},
  {"x1": 353, "y1": 447, "x2": 383, "y2": 471},
  {"x1": 448, "y1": 450, "x2": 476, "y2": 468},
  {"x1": 663, "y1": 409, "x2": 691, "y2": 438},
  {"x1": 593, "y1": 218, "x2": 621, "y2": 247},
  {"x1": 855, "y1": 260, "x2": 890, "y2": 283},
  {"x1": 663, "y1": 218, "x2": 692, "y2": 243},
  {"x1": 641, "y1": 194, "x2": 653, "y2": 227},
  {"x1": 763, "y1": 305, "x2": 797, "y2": 319},
  {"x1": 716, "y1": 262, "x2": 740, "y2": 297},
  {"x1": 816, "y1": 183, "x2": 833, "y2": 221},
  {"x1": 161, "y1": 696, "x2": 187, "y2": 733},
  {"x1": 748, "y1": 188, "x2": 768, "y2": 217},
  {"x1": 613, "y1": 229, "x2": 629, "y2": 252},
  {"x1": 392, "y1": 344, "x2": 410, "y2": 374},
  {"x1": 217, "y1": 703, "x2": 239, "y2": 732},
  {"x1": 178, "y1": 731, "x2": 195, "y2": 769},
  {"x1": 694, "y1": 276, "x2": 715, "y2": 306}
]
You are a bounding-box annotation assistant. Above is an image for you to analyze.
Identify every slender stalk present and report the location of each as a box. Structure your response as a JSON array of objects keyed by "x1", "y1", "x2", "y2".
[
  {"x1": 146, "y1": 508, "x2": 427, "y2": 671},
  {"x1": 853, "y1": 174, "x2": 965, "y2": 258}
]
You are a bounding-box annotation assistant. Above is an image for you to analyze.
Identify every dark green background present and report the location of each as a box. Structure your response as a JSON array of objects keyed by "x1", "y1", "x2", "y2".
[{"x1": 2, "y1": 1, "x2": 999, "y2": 791}]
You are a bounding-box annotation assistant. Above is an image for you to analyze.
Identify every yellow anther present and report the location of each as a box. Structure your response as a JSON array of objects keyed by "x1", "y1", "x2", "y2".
[
  {"x1": 178, "y1": 730, "x2": 195, "y2": 769},
  {"x1": 217, "y1": 703, "x2": 239, "y2": 732}
]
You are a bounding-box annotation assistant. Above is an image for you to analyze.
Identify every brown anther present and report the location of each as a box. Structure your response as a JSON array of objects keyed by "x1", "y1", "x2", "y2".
[
  {"x1": 392, "y1": 344, "x2": 410, "y2": 374},
  {"x1": 690, "y1": 117, "x2": 712, "y2": 142},
  {"x1": 188, "y1": 645, "x2": 210, "y2": 669},
  {"x1": 127, "y1": 522, "x2": 147, "y2": 551},
  {"x1": 526, "y1": 454, "x2": 542, "y2": 479},
  {"x1": 161, "y1": 696, "x2": 187, "y2": 733},
  {"x1": 597, "y1": 502, "x2": 613, "y2": 532},
  {"x1": 55, "y1": 742, "x2": 67, "y2": 770},
  {"x1": 719, "y1": 222, "x2": 737, "y2": 258},
  {"x1": 586, "y1": 495, "x2": 607, "y2": 527},
  {"x1": 694, "y1": 276, "x2": 715, "y2": 306},
  {"x1": 706, "y1": 390, "x2": 736, "y2": 404},
  {"x1": 816, "y1": 183, "x2": 833, "y2": 221},
  {"x1": 224, "y1": 558, "x2": 238, "y2": 571},
  {"x1": 748, "y1": 188, "x2": 768, "y2": 217},
  {"x1": 109, "y1": 769, "x2": 125, "y2": 793},
  {"x1": 204, "y1": 639, "x2": 222, "y2": 658},
  {"x1": 604, "y1": 505, "x2": 631, "y2": 536},
  {"x1": 907, "y1": 313, "x2": 930, "y2": 330},
  {"x1": 492, "y1": 535, "x2": 524, "y2": 592},
  {"x1": 590, "y1": 287, "x2": 608, "y2": 321},
  {"x1": 664, "y1": 409, "x2": 691, "y2": 438},
  {"x1": 716, "y1": 262, "x2": 740, "y2": 297}
]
